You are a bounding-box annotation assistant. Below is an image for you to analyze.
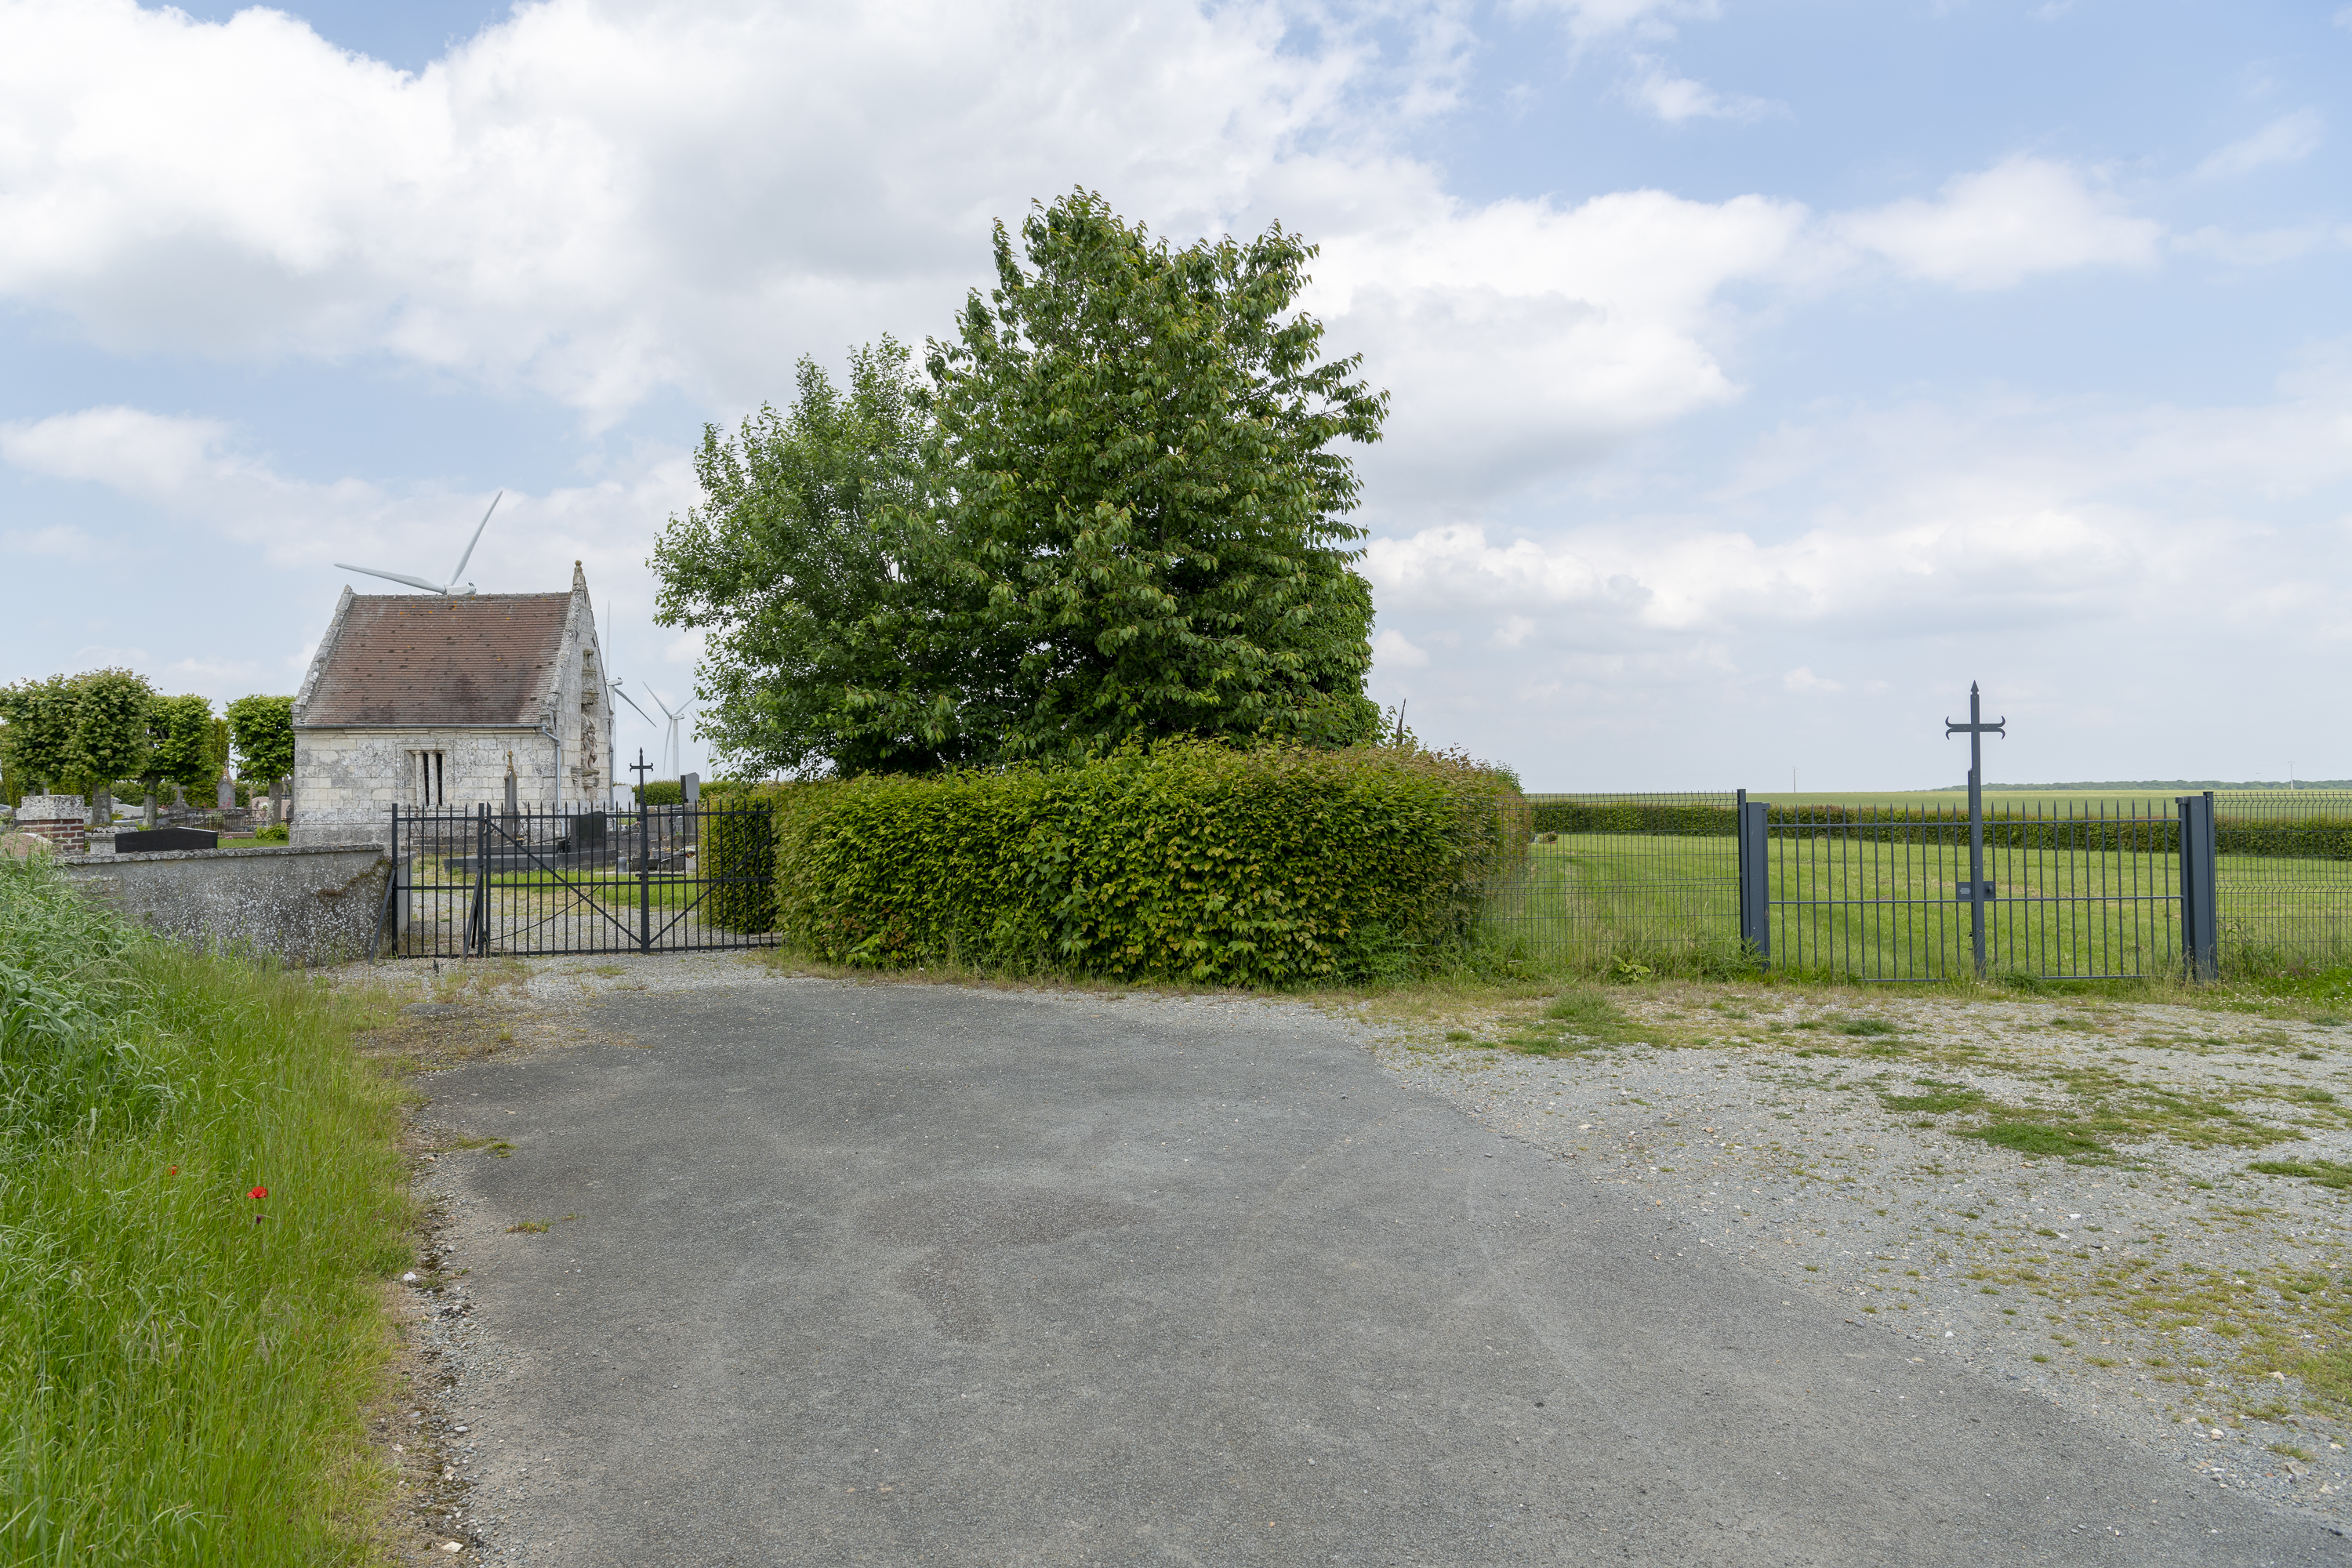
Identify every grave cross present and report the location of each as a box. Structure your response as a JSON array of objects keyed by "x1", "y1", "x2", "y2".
[
  {"x1": 1944, "y1": 681, "x2": 2007, "y2": 976},
  {"x1": 629, "y1": 747, "x2": 654, "y2": 802}
]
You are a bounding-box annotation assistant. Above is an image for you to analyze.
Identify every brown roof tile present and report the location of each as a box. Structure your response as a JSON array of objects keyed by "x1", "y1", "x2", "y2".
[{"x1": 299, "y1": 593, "x2": 570, "y2": 728}]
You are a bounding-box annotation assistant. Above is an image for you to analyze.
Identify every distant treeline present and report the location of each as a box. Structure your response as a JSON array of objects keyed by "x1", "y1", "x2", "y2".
[{"x1": 1526, "y1": 799, "x2": 2352, "y2": 860}]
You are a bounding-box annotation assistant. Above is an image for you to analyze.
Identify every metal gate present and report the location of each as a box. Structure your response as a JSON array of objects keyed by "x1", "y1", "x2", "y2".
[
  {"x1": 376, "y1": 801, "x2": 778, "y2": 958},
  {"x1": 1733, "y1": 793, "x2": 2216, "y2": 982}
]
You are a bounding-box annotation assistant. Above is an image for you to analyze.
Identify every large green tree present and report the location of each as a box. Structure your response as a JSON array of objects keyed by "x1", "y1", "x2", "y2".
[
  {"x1": 650, "y1": 339, "x2": 984, "y2": 778},
  {"x1": 927, "y1": 191, "x2": 1387, "y2": 761},
  {"x1": 652, "y1": 194, "x2": 1388, "y2": 778}
]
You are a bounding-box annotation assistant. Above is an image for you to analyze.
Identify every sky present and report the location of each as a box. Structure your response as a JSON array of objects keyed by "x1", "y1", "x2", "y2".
[{"x1": 1, "y1": 0, "x2": 2347, "y2": 792}]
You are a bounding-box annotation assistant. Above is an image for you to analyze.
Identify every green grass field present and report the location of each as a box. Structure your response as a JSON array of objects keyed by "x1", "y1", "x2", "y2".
[
  {"x1": 1486, "y1": 830, "x2": 2352, "y2": 982},
  {"x1": 0, "y1": 856, "x2": 407, "y2": 1566}
]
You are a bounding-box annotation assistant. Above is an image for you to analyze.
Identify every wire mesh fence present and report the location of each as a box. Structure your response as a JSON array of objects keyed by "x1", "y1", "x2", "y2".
[
  {"x1": 2215, "y1": 792, "x2": 2352, "y2": 975},
  {"x1": 382, "y1": 802, "x2": 779, "y2": 957},
  {"x1": 1480, "y1": 794, "x2": 1744, "y2": 975}
]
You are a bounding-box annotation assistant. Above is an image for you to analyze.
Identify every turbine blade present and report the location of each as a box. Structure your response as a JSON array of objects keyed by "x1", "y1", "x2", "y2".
[
  {"x1": 447, "y1": 490, "x2": 502, "y2": 586},
  {"x1": 612, "y1": 686, "x2": 655, "y2": 723},
  {"x1": 336, "y1": 564, "x2": 449, "y2": 593}
]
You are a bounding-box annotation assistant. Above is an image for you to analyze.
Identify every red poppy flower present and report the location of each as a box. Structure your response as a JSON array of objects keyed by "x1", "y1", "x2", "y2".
[
  {"x1": 167, "y1": 1166, "x2": 178, "y2": 1175},
  {"x1": 249, "y1": 1185, "x2": 268, "y2": 1200}
]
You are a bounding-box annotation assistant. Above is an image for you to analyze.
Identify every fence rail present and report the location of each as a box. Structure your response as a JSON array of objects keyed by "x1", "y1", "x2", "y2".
[
  {"x1": 379, "y1": 802, "x2": 777, "y2": 958},
  {"x1": 1489, "y1": 790, "x2": 2352, "y2": 982}
]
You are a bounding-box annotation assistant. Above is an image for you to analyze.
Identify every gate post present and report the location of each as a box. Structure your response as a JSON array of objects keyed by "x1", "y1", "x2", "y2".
[
  {"x1": 2178, "y1": 790, "x2": 2219, "y2": 982},
  {"x1": 1737, "y1": 792, "x2": 1772, "y2": 968}
]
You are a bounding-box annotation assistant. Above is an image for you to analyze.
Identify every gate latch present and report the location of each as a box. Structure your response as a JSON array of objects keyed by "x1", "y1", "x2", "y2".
[{"x1": 1955, "y1": 881, "x2": 1997, "y2": 902}]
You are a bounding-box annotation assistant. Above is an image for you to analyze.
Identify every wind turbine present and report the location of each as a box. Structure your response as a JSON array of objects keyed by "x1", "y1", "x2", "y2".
[
  {"x1": 336, "y1": 492, "x2": 503, "y2": 595},
  {"x1": 645, "y1": 686, "x2": 693, "y2": 779}
]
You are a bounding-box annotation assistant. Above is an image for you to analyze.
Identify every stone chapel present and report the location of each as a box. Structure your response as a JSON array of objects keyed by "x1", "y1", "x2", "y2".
[{"x1": 289, "y1": 563, "x2": 615, "y2": 846}]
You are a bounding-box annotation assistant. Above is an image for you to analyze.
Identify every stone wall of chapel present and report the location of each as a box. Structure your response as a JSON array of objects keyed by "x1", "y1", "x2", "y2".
[{"x1": 292, "y1": 729, "x2": 556, "y2": 846}]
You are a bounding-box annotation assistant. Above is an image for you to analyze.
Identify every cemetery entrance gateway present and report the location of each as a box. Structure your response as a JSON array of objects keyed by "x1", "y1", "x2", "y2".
[
  {"x1": 377, "y1": 769, "x2": 775, "y2": 958},
  {"x1": 1730, "y1": 683, "x2": 2222, "y2": 982}
]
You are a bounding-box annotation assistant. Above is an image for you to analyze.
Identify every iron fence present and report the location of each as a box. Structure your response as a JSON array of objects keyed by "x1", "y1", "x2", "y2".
[
  {"x1": 377, "y1": 802, "x2": 778, "y2": 958},
  {"x1": 1753, "y1": 798, "x2": 2184, "y2": 982},
  {"x1": 1483, "y1": 789, "x2": 2352, "y2": 982}
]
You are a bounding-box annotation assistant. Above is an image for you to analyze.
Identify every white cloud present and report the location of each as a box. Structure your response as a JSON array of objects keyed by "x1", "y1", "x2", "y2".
[
  {"x1": 1833, "y1": 156, "x2": 2161, "y2": 290},
  {"x1": 1783, "y1": 666, "x2": 1841, "y2": 693},
  {"x1": 0, "y1": 407, "x2": 235, "y2": 496},
  {"x1": 1373, "y1": 627, "x2": 1431, "y2": 667},
  {"x1": 1509, "y1": 0, "x2": 1719, "y2": 45},
  {"x1": 1625, "y1": 56, "x2": 1776, "y2": 123},
  {"x1": 2194, "y1": 109, "x2": 2325, "y2": 180},
  {"x1": 1313, "y1": 187, "x2": 1808, "y2": 503}
]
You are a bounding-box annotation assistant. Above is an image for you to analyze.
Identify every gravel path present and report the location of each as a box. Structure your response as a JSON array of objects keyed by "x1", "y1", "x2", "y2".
[{"x1": 1352, "y1": 983, "x2": 2352, "y2": 1523}]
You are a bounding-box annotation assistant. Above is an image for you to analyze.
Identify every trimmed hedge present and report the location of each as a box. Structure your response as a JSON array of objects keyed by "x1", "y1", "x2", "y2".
[
  {"x1": 633, "y1": 777, "x2": 759, "y2": 807},
  {"x1": 764, "y1": 742, "x2": 1525, "y2": 984}
]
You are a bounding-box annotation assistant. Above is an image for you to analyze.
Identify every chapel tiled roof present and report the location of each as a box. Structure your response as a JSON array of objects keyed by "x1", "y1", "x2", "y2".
[{"x1": 296, "y1": 593, "x2": 571, "y2": 728}]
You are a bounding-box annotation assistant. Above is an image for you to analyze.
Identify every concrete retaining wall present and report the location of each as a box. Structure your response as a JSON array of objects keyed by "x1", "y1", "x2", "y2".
[{"x1": 58, "y1": 843, "x2": 391, "y2": 967}]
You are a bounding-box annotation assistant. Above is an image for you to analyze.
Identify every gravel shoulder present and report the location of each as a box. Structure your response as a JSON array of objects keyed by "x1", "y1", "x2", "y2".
[{"x1": 1346, "y1": 982, "x2": 2352, "y2": 1521}]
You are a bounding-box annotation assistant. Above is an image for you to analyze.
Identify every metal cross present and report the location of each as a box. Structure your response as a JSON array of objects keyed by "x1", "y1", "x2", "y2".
[
  {"x1": 629, "y1": 747, "x2": 654, "y2": 802},
  {"x1": 1944, "y1": 682, "x2": 2007, "y2": 976}
]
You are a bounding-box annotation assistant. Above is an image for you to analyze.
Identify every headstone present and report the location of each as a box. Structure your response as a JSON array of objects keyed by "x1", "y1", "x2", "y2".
[
  {"x1": 217, "y1": 765, "x2": 234, "y2": 811},
  {"x1": 682, "y1": 772, "x2": 701, "y2": 804},
  {"x1": 503, "y1": 764, "x2": 520, "y2": 822},
  {"x1": 572, "y1": 811, "x2": 608, "y2": 850},
  {"x1": 115, "y1": 827, "x2": 220, "y2": 854}
]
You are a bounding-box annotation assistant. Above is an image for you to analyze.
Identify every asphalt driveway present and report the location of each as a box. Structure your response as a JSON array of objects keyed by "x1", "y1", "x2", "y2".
[{"x1": 415, "y1": 978, "x2": 2345, "y2": 1566}]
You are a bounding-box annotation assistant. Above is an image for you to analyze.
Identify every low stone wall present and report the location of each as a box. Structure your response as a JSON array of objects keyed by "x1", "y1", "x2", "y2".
[{"x1": 58, "y1": 843, "x2": 391, "y2": 967}]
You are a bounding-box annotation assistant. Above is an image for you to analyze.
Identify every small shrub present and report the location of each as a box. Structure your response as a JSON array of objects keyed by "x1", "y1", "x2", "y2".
[{"x1": 252, "y1": 821, "x2": 289, "y2": 844}]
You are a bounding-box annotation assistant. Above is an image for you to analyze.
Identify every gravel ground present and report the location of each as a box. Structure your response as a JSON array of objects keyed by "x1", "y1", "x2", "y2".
[{"x1": 1349, "y1": 982, "x2": 2352, "y2": 1524}]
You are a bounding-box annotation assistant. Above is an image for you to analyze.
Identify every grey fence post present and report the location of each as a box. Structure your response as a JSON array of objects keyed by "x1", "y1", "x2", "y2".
[
  {"x1": 1737, "y1": 793, "x2": 1772, "y2": 967},
  {"x1": 2178, "y1": 790, "x2": 2219, "y2": 982}
]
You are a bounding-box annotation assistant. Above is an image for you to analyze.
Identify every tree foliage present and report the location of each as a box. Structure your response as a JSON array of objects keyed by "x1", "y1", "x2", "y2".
[
  {"x1": 649, "y1": 339, "x2": 959, "y2": 779},
  {"x1": 0, "y1": 677, "x2": 82, "y2": 793},
  {"x1": 0, "y1": 670, "x2": 159, "y2": 793},
  {"x1": 652, "y1": 193, "x2": 1388, "y2": 777},
  {"x1": 146, "y1": 695, "x2": 219, "y2": 793},
  {"x1": 72, "y1": 670, "x2": 157, "y2": 793},
  {"x1": 927, "y1": 191, "x2": 1386, "y2": 762},
  {"x1": 225, "y1": 695, "x2": 295, "y2": 784}
]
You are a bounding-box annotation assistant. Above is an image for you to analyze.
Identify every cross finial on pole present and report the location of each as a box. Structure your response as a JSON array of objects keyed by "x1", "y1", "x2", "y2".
[
  {"x1": 1943, "y1": 682, "x2": 2009, "y2": 976},
  {"x1": 629, "y1": 747, "x2": 654, "y2": 801}
]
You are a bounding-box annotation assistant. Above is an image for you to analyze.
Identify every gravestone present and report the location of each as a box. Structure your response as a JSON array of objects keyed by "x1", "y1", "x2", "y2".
[
  {"x1": 217, "y1": 765, "x2": 234, "y2": 811},
  {"x1": 115, "y1": 827, "x2": 220, "y2": 854},
  {"x1": 572, "y1": 811, "x2": 608, "y2": 850},
  {"x1": 682, "y1": 772, "x2": 701, "y2": 804}
]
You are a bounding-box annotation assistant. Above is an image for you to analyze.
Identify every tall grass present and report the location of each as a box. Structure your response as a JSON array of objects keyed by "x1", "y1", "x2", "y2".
[{"x1": 0, "y1": 855, "x2": 407, "y2": 1566}]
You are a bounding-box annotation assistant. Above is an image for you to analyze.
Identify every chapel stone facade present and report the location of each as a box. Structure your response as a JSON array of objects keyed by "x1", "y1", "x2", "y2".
[{"x1": 290, "y1": 564, "x2": 615, "y2": 847}]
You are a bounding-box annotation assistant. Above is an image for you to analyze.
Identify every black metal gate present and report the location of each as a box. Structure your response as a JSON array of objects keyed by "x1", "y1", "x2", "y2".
[
  {"x1": 376, "y1": 802, "x2": 777, "y2": 957},
  {"x1": 1733, "y1": 793, "x2": 2217, "y2": 982}
]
